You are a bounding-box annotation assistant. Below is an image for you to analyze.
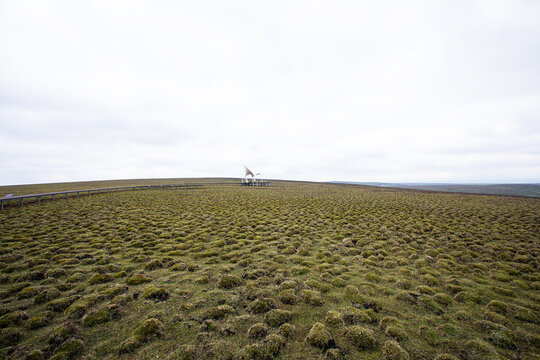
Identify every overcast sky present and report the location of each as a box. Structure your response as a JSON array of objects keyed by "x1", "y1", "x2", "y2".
[{"x1": 1, "y1": 1, "x2": 539, "y2": 185}]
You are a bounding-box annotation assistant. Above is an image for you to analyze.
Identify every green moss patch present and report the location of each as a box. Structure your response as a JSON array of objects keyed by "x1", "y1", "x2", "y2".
[
  {"x1": 306, "y1": 322, "x2": 333, "y2": 349},
  {"x1": 264, "y1": 309, "x2": 293, "y2": 327},
  {"x1": 344, "y1": 325, "x2": 376, "y2": 350}
]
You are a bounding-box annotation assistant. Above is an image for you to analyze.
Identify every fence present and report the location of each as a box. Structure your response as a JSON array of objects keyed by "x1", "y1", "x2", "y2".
[{"x1": 0, "y1": 181, "x2": 271, "y2": 210}]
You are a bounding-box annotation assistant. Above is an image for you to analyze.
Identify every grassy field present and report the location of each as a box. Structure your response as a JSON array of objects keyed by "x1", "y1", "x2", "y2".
[
  {"x1": 0, "y1": 180, "x2": 539, "y2": 360},
  {"x1": 390, "y1": 184, "x2": 540, "y2": 198},
  {"x1": 334, "y1": 182, "x2": 540, "y2": 198},
  {"x1": 0, "y1": 178, "x2": 239, "y2": 196}
]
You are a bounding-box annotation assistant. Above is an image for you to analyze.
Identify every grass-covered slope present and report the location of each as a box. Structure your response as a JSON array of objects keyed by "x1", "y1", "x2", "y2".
[
  {"x1": 0, "y1": 181, "x2": 538, "y2": 359},
  {"x1": 393, "y1": 184, "x2": 540, "y2": 198},
  {"x1": 0, "y1": 178, "x2": 238, "y2": 196},
  {"x1": 333, "y1": 182, "x2": 540, "y2": 198}
]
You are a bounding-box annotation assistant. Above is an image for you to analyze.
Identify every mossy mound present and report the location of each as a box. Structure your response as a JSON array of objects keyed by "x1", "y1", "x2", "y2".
[
  {"x1": 416, "y1": 286, "x2": 435, "y2": 295},
  {"x1": 454, "y1": 291, "x2": 481, "y2": 304},
  {"x1": 101, "y1": 284, "x2": 128, "y2": 298},
  {"x1": 486, "y1": 300, "x2": 507, "y2": 314},
  {"x1": 509, "y1": 304, "x2": 538, "y2": 323},
  {"x1": 50, "y1": 338, "x2": 84, "y2": 360},
  {"x1": 476, "y1": 320, "x2": 505, "y2": 332},
  {"x1": 34, "y1": 288, "x2": 62, "y2": 305},
  {"x1": 262, "y1": 334, "x2": 285, "y2": 357},
  {"x1": 344, "y1": 285, "x2": 360, "y2": 298},
  {"x1": 325, "y1": 310, "x2": 344, "y2": 326},
  {"x1": 66, "y1": 272, "x2": 85, "y2": 283},
  {"x1": 168, "y1": 344, "x2": 196, "y2": 359},
  {"x1": 464, "y1": 339, "x2": 502, "y2": 360},
  {"x1": 199, "y1": 319, "x2": 217, "y2": 332},
  {"x1": 278, "y1": 289, "x2": 298, "y2": 305},
  {"x1": 483, "y1": 311, "x2": 506, "y2": 325},
  {"x1": 419, "y1": 295, "x2": 443, "y2": 314},
  {"x1": 145, "y1": 259, "x2": 163, "y2": 270},
  {"x1": 325, "y1": 348, "x2": 343, "y2": 360},
  {"x1": 0, "y1": 327, "x2": 22, "y2": 347},
  {"x1": 126, "y1": 273, "x2": 151, "y2": 285},
  {"x1": 47, "y1": 295, "x2": 80, "y2": 312},
  {"x1": 382, "y1": 340, "x2": 409, "y2": 360},
  {"x1": 26, "y1": 314, "x2": 51, "y2": 329},
  {"x1": 64, "y1": 300, "x2": 89, "y2": 320},
  {"x1": 342, "y1": 307, "x2": 374, "y2": 325},
  {"x1": 420, "y1": 274, "x2": 439, "y2": 286},
  {"x1": 379, "y1": 316, "x2": 399, "y2": 330},
  {"x1": 249, "y1": 298, "x2": 275, "y2": 314},
  {"x1": 385, "y1": 325, "x2": 407, "y2": 340},
  {"x1": 306, "y1": 322, "x2": 333, "y2": 349},
  {"x1": 305, "y1": 279, "x2": 331, "y2": 293},
  {"x1": 205, "y1": 305, "x2": 235, "y2": 320},
  {"x1": 195, "y1": 275, "x2": 209, "y2": 284},
  {"x1": 455, "y1": 311, "x2": 470, "y2": 321},
  {"x1": 0, "y1": 310, "x2": 28, "y2": 328},
  {"x1": 264, "y1": 309, "x2": 293, "y2": 327},
  {"x1": 301, "y1": 289, "x2": 324, "y2": 306},
  {"x1": 25, "y1": 349, "x2": 44, "y2": 360},
  {"x1": 82, "y1": 305, "x2": 119, "y2": 327},
  {"x1": 344, "y1": 325, "x2": 376, "y2": 350},
  {"x1": 218, "y1": 274, "x2": 242, "y2": 289},
  {"x1": 488, "y1": 328, "x2": 516, "y2": 349},
  {"x1": 88, "y1": 273, "x2": 113, "y2": 285},
  {"x1": 133, "y1": 318, "x2": 164, "y2": 342},
  {"x1": 169, "y1": 263, "x2": 188, "y2": 271},
  {"x1": 332, "y1": 278, "x2": 347, "y2": 288},
  {"x1": 142, "y1": 286, "x2": 170, "y2": 301},
  {"x1": 279, "y1": 323, "x2": 295, "y2": 339},
  {"x1": 47, "y1": 322, "x2": 78, "y2": 347},
  {"x1": 435, "y1": 354, "x2": 459, "y2": 360},
  {"x1": 241, "y1": 334, "x2": 285, "y2": 360},
  {"x1": 247, "y1": 323, "x2": 268, "y2": 339},
  {"x1": 117, "y1": 337, "x2": 140, "y2": 354},
  {"x1": 278, "y1": 280, "x2": 297, "y2": 291},
  {"x1": 396, "y1": 279, "x2": 412, "y2": 290},
  {"x1": 17, "y1": 286, "x2": 41, "y2": 299},
  {"x1": 434, "y1": 293, "x2": 453, "y2": 306}
]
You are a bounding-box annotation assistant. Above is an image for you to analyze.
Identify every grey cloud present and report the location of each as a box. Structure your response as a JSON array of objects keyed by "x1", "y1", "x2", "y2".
[{"x1": 1, "y1": 1, "x2": 539, "y2": 185}]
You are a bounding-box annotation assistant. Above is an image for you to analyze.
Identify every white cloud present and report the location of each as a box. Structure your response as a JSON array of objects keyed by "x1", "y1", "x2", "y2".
[{"x1": 1, "y1": 1, "x2": 539, "y2": 185}]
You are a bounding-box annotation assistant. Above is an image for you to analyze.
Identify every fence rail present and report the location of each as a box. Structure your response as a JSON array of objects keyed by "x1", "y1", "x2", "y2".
[
  {"x1": 0, "y1": 182, "x2": 271, "y2": 210},
  {"x1": 0, "y1": 184, "x2": 203, "y2": 210}
]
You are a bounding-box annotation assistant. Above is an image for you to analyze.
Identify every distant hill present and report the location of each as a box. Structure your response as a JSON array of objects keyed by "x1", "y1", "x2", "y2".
[{"x1": 332, "y1": 182, "x2": 540, "y2": 198}]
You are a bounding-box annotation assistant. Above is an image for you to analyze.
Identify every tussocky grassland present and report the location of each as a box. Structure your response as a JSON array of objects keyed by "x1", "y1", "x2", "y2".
[{"x1": 0, "y1": 180, "x2": 538, "y2": 360}]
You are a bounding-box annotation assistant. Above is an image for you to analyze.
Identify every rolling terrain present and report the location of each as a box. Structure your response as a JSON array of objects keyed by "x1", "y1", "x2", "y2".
[
  {"x1": 333, "y1": 182, "x2": 540, "y2": 198},
  {"x1": 0, "y1": 180, "x2": 538, "y2": 360}
]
